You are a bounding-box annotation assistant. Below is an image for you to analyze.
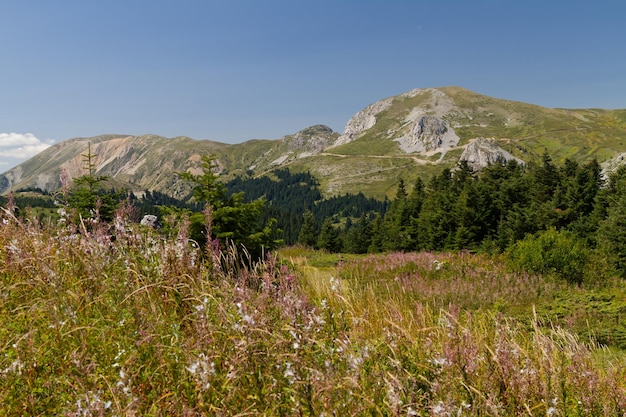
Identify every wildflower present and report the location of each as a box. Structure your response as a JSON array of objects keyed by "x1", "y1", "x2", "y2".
[
  {"x1": 385, "y1": 383, "x2": 402, "y2": 410},
  {"x1": 243, "y1": 314, "x2": 255, "y2": 325},
  {"x1": 2, "y1": 359, "x2": 24, "y2": 375},
  {"x1": 430, "y1": 356, "x2": 449, "y2": 367},
  {"x1": 283, "y1": 362, "x2": 296, "y2": 384},
  {"x1": 349, "y1": 353, "x2": 363, "y2": 370},
  {"x1": 432, "y1": 400, "x2": 446, "y2": 415},
  {"x1": 437, "y1": 315, "x2": 453, "y2": 329},
  {"x1": 547, "y1": 398, "x2": 558, "y2": 416}
]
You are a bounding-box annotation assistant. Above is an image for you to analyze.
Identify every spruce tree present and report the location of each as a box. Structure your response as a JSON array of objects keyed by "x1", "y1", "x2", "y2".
[
  {"x1": 381, "y1": 179, "x2": 409, "y2": 251},
  {"x1": 178, "y1": 154, "x2": 280, "y2": 259},
  {"x1": 68, "y1": 143, "x2": 122, "y2": 223},
  {"x1": 298, "y1": 210, "x2": 318, "y2": 248},
  {"x1": 317, "y1": 218, "x2": 340, "y2": 252}
]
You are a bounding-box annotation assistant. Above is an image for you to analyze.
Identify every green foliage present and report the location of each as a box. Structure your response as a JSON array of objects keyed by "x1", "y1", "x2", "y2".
[
  {"x1": 177, "y1": 155, "x2": 280, "y2": 259},
  {"x1": 1, "y1": 208, "x2": 626, "y2": 415},
  {"x1": 298, "y1": 210, "x2": 318, "y2": 248},
  {"x1": 506, "y1": 228, "x2": 590, "y2": 284},
  {"x1": 225, "y1": 169, "x2": 388, "y2": 245},
  {"x1": 597, "y1": 181, "x2": 626, "y2": 277},
  {"x1": 65, "y1": 144, "x2": 124, "y2": 223},
  {"x1": 317, "y1": 218, "x2": 340, "y2": 252},
  {"x1": 342, "y1": 214, "x2": 372, "y2": 254}
]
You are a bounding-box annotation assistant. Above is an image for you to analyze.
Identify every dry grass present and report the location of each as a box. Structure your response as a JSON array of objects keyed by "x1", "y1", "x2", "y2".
[{"x1": 0, "y1": 210, "x2": 624, "y2": 415}]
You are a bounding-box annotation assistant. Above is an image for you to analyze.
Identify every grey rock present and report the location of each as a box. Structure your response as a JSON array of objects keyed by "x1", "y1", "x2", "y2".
[
  {"x1": 395, "y1": 115, "x2": 460, "y2": 153},
  {"x1": 459, "y1": 138, "x2": 525, "y2": 171},
  {"x1": 140, "y1": 214, "x2": 158, "y2": 228}
]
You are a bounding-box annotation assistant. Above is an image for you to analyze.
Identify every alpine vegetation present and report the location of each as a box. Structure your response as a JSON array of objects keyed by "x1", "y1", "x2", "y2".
[{"x1": 1, "y1": 200, "x2": 625, "y2": 415}]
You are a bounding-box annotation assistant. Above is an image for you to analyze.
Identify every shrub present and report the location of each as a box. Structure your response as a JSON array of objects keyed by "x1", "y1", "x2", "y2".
[{"x1": 506, "y1": 228, "x2": 590, "y2": 285}]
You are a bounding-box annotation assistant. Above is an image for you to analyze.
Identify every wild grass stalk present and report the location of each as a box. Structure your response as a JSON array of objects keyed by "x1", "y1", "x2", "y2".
[{"x1": 1, "y1": 212, "x2": 624, "y2": 415}]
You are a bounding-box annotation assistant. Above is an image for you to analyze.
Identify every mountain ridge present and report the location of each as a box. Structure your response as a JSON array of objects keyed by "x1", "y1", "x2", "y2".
[{"x1": 2, "y1": 87, "x2": 626, "y2": 199}]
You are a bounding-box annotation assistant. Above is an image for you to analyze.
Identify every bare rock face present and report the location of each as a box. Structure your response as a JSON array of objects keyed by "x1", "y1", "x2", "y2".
[
  {"x1": 395, "y1": 115, "x2": 460, "y2": 153},
  {"x1": 333, "y1": 97, "x2": 396, "y2": 147},
  {"x1": 601, "y1": 151, "x2": 626, "y2": 179},
  {"x1": 269, "y1": 125, "x2": 339, "y2": 166},
  {"x1": 459, "y1": 138, "x2": 525, "y2": 171},
  {"x1": 285, "y1": 125, "x2": 336, "y2": 156}
]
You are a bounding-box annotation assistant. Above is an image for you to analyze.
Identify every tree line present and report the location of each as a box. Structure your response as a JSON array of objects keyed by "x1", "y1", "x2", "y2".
[
  {"x1": 297, "y1": 153, "x2": 626, "y2": 280},
  {"x1": 7, "y1": 149, "x2": 626, "y2": 279}
]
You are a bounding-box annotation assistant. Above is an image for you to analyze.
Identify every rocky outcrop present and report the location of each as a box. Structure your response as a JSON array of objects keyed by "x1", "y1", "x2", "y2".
[
  {"x1": 334, "y1": 88, "x2": 463, "y2": 154},
  {"x1": 458, "y1": 138, "x2": 525, "y2": 171},
  {"x1": 268, "y1": 125, "x2": 338, "y2": 166},
  {"x1": 284, "y1": 125, "x2": 336, "y2": 156},
  {"x1": 395, "y1": 115, "x2": 460, "y2": 153},
  {"x1": 600, "y1": 151, "x2": 626, "y2": 180},
  {"x1": 333, "y1": 98, "x2": 396, "y2": 147}
]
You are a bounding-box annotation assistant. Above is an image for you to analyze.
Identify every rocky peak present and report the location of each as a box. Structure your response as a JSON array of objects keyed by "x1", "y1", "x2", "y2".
[
  {"x1": 458, "y1": 138, "x2": 525, "y2": 171},
  {"x1": 395, "y1": 115, "x2": 461, "y2": 153},
  {"x1": 283, "y1": 124, "x2": 337, "y2": 155},
  {"x1": 333, "y1": 98, "x2": 396, "y2": 147}
]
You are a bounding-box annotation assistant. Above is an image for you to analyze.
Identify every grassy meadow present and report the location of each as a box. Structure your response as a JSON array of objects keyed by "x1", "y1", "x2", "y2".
[{"x1": 1, "y1": 208, "x2": 625, "y2": 416}]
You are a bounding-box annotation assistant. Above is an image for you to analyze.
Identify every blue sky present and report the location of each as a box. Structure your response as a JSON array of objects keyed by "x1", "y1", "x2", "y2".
[{"x1": 1, "y1": 0, "x2": 625, "y2": 171}]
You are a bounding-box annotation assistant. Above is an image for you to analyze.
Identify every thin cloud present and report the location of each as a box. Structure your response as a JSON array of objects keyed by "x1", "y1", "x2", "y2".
[
  {"x1": 0, "y1": 132, "x2": 44, "y2": 148},
  {"x1": 0, "y1": 143, "x2": 51, "y2": 158},
  {"x1": 0, "y1": 132, "x2": 53, "y2": 170}
]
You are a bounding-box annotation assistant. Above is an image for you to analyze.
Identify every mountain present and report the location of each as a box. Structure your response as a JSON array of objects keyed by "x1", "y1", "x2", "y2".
[{"x1": 2, "y1": 87, "x2": 626, "y2": 199}]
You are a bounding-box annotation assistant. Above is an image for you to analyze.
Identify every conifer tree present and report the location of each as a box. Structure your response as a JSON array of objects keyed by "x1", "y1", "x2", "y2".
[
  {"x1": 402, "y1": 177, "x2": 426, "y2": 250},
  {"x1": 417, "y1": 169, "x2": 456, "y2": 250},
  {"x1": 343, "y1": 214, "x2": 372, "y2": 254},
  {"x1": 596, "y1": 168, "x2": 626, "y2": 276},
  {"x1": 298, "y1": 210, "x2": 318, "y2": 248},
  {"x1": 381, "y1": 179, "x2": 409, "y2": 251},
  {"x1": 317, "y1": 218, "x2": 340, "y2": 252},
  {"x1": 367, "y1": 214, "x2": 384, "y2": 253},
  {"x1": 178, "y1": 155, "x2": 280, "y2": 259},
  {"x1": 68, "y1": 143, "x2": 122, "y2": 223}
]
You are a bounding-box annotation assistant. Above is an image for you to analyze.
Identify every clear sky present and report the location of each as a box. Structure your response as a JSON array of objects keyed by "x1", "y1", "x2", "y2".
[{"x1": 1, "y1": 0, "x2": 625, "y2": 171}]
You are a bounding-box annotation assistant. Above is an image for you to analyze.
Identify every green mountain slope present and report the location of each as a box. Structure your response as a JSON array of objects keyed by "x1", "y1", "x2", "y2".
[{"x1": 2, "y1": 87, "x2": 625, "y2": 199}]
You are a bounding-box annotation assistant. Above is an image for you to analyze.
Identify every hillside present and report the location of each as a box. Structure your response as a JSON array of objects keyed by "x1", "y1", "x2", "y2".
[{"x1": 2, "y1": 87, "x2": 626, "y2": 199}]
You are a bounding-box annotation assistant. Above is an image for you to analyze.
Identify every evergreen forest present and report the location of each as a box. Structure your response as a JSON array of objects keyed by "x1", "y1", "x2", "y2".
[{"x1": 7, "y1": 153, "x2": 626, "y2": 282}]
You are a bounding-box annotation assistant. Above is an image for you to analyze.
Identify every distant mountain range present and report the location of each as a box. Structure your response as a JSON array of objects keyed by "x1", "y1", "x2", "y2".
[{"x1": 2, "y1": 87, "x2": 626, "y2": 199}]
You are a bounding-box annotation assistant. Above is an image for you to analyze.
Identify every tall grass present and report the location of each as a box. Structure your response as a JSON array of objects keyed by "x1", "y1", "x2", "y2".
[{"x1": 1, "y1": 209, "x2": 625, "y2": 415}]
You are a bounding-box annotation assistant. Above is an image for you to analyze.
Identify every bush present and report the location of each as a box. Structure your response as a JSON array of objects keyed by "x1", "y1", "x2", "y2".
[{"x1": 506, "y1": 228, "x2": 590, "y2": 285}]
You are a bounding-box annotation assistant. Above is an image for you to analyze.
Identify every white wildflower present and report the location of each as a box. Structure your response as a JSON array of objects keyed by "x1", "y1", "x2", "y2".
[
  {"x1": 283, "y1": 362, "x2": 296, "y2": 384},
  {"x1": 432, "y1": 400, "x2": 446, "y2": 415},
  {"x1": 243, "y1": 314, "x2": 255, "y2": 325},
  {"x1": 430, "y1": 356, "x2": 449, "y2": 367},
  {"x1": 2, "y1": 359, "x2": 24, "y2": 375}
]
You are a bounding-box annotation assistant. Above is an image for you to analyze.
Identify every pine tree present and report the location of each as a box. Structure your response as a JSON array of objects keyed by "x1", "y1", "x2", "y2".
[
  {"x1": 343, "y1": 214, "x2": 372, "y2": 254},
  {"x1": 68, "y1": 143, "x2": 122, "y2": 223},
  {"x1": 317, "y1": 218, "x2": 340, "y2": 252},
  {"x1": 298, "y1": 210, "x2": 318, "y2": 248},
  {"x1": 381, "y1": 179, "x2": 409, "y2": 251},
  {"x1": 178, "y1": 155, "x2": 280, "y2": 259},
  {"x1": 596, "y1": 169, "x2": 626, "y2": 276},
  {"x1": 402, "y1": 177, "x2": 426, "y2": 250},
  {"x1": 417, "y1": 169, "x2": 457, "y2": 250}
]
